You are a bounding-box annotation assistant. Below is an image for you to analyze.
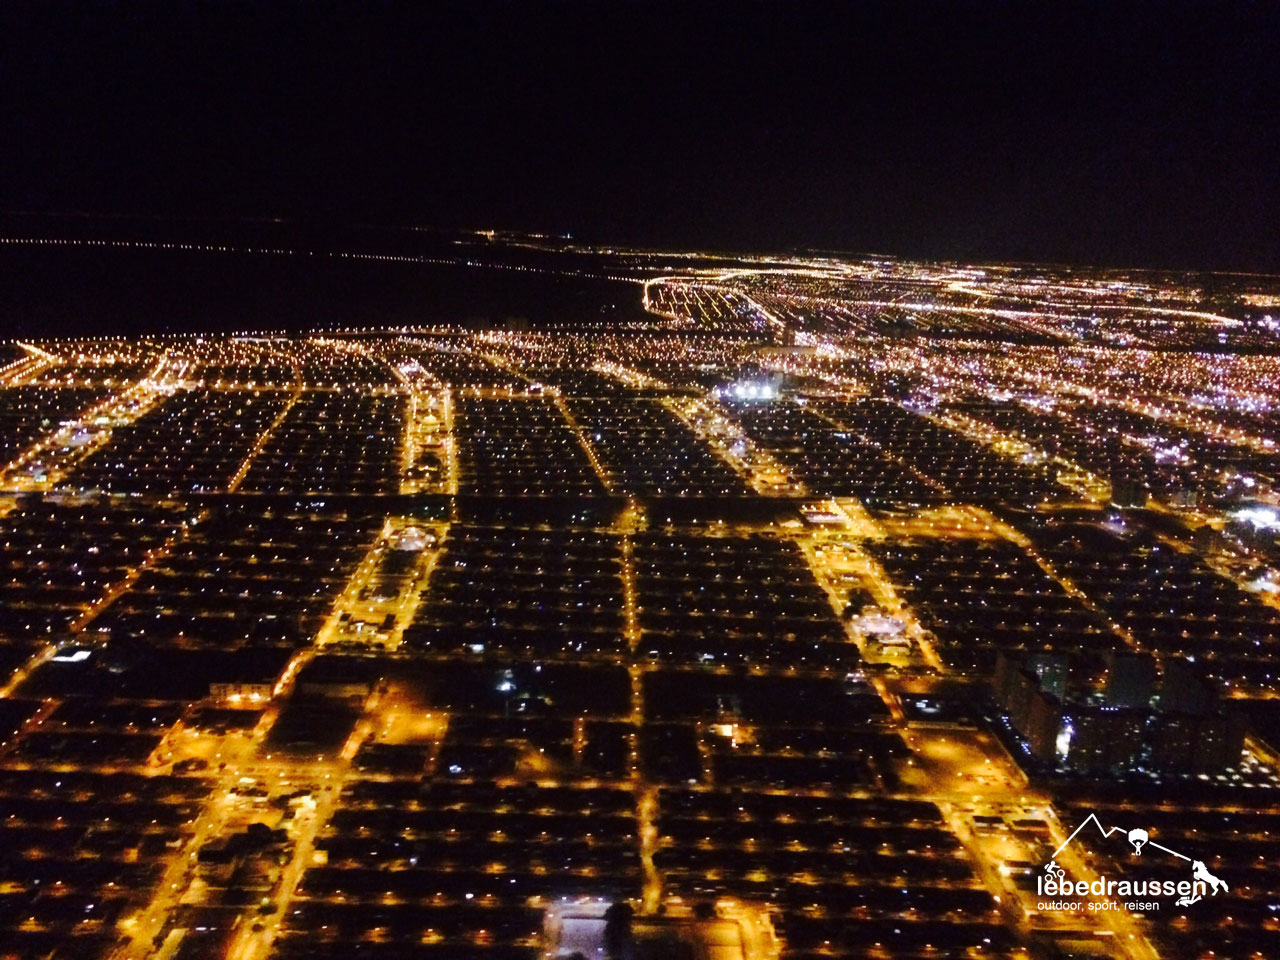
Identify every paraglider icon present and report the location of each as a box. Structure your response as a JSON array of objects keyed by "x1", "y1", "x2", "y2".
[{"x1": 1128, "y1": 828, "x2": 1149, "y2": 856}]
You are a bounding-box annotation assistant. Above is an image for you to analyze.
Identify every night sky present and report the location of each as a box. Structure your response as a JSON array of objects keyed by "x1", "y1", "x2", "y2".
[{"x1": 2, "y1": 0, "x2": 1279, "y2": 271}]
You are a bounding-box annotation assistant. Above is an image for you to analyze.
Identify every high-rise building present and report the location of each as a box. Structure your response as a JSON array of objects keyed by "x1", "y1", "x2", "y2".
[
  {"x1": 1158, "y1": 658, "x2": 1215, "y2": 716},
  {"x1": 996, "y1": 652, "x2": 1241, "y2": 776},
  {"x1": 1104, "y1": 651, "x2": 1156, "y2": 709},
  {"x1": 1059, "y1": 705, "x2": 1145, "y2": 773},
  {"x1": 1150, "y1": 709, "x2": 1246, "y2": 774},
  {"x1": 1027, "y1": 652, "x2": 1069, "y2": 700},
  {"x1": 1109, "y1": 473, "x2": 1148, "y2": 509},
  {"x1": 1025, "y1": 689, "x2": 1063, "y2": 762}
]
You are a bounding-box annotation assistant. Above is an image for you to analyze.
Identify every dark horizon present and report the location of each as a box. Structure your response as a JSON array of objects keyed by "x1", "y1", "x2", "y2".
[
  {"x1": 6, "y1": 207, "x2": 1280, "y2": 281},
  {"x1": 3, "y1": 1, "x2": 1279, "y2": 274}
]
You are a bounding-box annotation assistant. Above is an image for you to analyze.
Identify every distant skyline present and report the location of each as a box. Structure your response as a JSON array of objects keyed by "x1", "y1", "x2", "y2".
[{"x1": 3, "y1": 1, "x2": 1279, "y2": 272}]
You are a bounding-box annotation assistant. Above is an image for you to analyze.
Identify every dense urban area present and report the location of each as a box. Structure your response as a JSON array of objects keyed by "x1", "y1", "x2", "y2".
[{"x1": 1, "y1": 233, "x2": 1280, "y2": 960}]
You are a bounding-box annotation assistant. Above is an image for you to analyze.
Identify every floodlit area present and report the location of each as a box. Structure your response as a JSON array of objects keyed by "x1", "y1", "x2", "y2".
[{"x1": 544, "y1": 897, "x2": 778, "y2": 960}]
